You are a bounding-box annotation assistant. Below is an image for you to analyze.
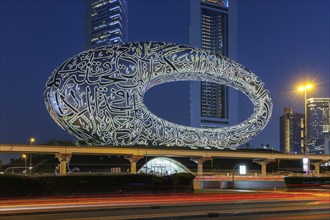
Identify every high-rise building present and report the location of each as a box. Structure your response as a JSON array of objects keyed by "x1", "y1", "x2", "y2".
[
  {"x1": 85, "y1": 0, "x2": 238, "y2": 131},
  {"x1": 279, "y1": 107, "x2": 304, "y2": 154},
  {"x1": 307, "y1": 98, "x2": 330, "y2": 154},
  {"x1": 85, "y1": 0, "x2": 128, "y2": 49},
  {"x1": 190, "y1": 0, "x2": 238, "y2": 128}
]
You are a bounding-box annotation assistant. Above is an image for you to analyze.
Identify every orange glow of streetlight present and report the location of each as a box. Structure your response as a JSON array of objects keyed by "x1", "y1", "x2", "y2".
[
  {"x1": 298, "y1": 83, "x2": 313, "y2": 92},
  {"x1": 22, "y1": 154, "x2": 27, "y2": 175},
  {"x1": 29, "y1": 138, "x2": 35, "y2": 176}
]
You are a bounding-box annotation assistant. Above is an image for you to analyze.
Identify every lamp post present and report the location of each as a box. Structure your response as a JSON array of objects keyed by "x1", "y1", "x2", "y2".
[
  {"x1": 22, "y1": 154, "x2": 27, "y2": 175},
  {"x1": 29, "y1": 137, "x2": 35, "y2": 175},
  {"x1": 298, "y1": 84, "x2": 312, "y2": 175}
]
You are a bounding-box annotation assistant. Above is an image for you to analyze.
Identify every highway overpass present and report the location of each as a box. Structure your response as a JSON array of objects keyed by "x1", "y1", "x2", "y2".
[{"x1": 1, "y1": 144, "x2": 329, "y2": 175}]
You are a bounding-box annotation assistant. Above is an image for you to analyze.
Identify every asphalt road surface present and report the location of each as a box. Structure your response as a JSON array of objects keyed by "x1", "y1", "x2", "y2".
[{"x1": 1, "y1": 190, "x2": 329, "y2": 219}]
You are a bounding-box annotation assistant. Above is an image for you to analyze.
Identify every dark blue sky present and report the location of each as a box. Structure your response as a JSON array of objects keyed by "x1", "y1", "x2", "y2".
[{"x1": 1, "y1": 0, "x2": 329, "y2": 152}]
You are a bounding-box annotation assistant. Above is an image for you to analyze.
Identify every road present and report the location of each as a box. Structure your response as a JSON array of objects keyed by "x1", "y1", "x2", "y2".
[{"x1": 1, "y1": 190, "x2": 329, "y2": 219}]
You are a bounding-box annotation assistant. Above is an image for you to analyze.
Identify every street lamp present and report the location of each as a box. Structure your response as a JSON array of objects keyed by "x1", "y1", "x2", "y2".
[
  {"x1": 298, "y1": 83, "x2": 313, "y2": 175},
  {"x1": 29, "y1": 137, "x2": 35, "y2": 175},
  {"x1": 22, "y1": 154, "x2": 27, "y2": 175}
]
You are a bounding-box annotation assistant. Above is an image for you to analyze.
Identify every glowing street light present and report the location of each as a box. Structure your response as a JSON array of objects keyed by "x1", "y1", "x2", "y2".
[
  {"x1": 298, "y1": 84, "x2": 313, "y2": 92},
  {"x1": 297, "y1": 83, "x2": 313, "y2": 175},
  {"x1": 22, "y1": 154, "x2": 27, "y2": 175},
  {"x1": 29, "y1": 137, "x2": 35, "y2": 176}
]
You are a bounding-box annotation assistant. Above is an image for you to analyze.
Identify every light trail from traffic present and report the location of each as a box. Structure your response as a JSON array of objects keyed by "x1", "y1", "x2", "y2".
[{"x1": 1, "y1": 190, "x2": 329, "y2": 219}]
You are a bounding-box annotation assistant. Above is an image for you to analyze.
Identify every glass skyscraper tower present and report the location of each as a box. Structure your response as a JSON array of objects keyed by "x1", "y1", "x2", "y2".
[
  {"x1": 84, "y1": 0, "x2": 237, "y2": 131},
  {"x1": 307, "y1": 98, "x2": 330, "y2": 154},
  {"x1": 85, "y1": 0, "x2": 127, "y2": 49},
  {"x1": 279, "y1": 107, "x2": 304, "y2": 154},
  {"x1": 190, "y1": 0, "x2": 238, "y2": 128}
]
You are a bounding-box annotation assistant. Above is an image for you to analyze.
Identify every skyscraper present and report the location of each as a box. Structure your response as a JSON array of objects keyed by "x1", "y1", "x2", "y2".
[
  {"x1": 85, "y1": 0, "x2": 238, "y2": 133},
  {"x1": 85, "y1": 0, "x2": 128, "y2": 49},
  {"x1": 279, "y1": 107, "x2": 304, "y2": 154},
  {"x1": 190, "y1": 0, "x2": 238, "y2": 129},
  {"x1": 307, "y1": 98, "x2": 330, "y2": 154}
]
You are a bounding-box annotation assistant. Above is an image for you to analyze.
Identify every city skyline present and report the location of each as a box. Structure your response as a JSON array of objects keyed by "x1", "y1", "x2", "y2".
[
  {"x1": 1, "y1": 0, "x2": 329, "y2": 151},
  {"x1": 279, "y1": 98, "x2": 330, "y2": 154}
]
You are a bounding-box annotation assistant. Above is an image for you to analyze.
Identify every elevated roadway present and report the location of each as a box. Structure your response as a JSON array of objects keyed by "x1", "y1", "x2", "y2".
[{"x1": 1, "y1": 144, "x2": 329, "y2": 175}]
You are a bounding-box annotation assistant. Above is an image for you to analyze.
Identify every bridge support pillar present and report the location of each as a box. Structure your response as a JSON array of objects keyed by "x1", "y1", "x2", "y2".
[
  {"x1": 310, "y1": 160, "x2": 327, "y2": 175},
  {"x1": 125, "y1": 155, "x2": 144, "y2": 174},
  {"x1": 190, "y1": 157, "x2": 211, "y2": 175},
  {"x1": 55, "y1": 153, "x2": 72, "y2": 175},
  {"x1": 253, "y1": 159, "x2": 275, "y2": 176}
]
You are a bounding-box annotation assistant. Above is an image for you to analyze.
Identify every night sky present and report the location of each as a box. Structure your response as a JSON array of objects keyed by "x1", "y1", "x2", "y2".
[{"x1": 1, "y1": 0, "x2": 329, "y2": 157}]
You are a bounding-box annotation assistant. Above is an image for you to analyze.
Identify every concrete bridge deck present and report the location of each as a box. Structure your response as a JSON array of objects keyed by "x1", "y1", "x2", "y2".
[{"x1": 1, "y1": 144, "x2": 329, "y2": 175}]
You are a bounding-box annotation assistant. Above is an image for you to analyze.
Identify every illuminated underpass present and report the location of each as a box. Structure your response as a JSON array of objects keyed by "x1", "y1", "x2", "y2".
[{"x1": 138, "y1": 157, "x2": 191, "y2": 175}]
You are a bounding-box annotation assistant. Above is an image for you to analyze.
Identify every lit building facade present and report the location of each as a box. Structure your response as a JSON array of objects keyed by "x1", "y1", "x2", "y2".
[
  {"x1": 44, "y1": 42, "x2": 272, "y2": 148},
  {"x1": 139, "y1": 157, "x2": 191, "y2": 175},
  {"x1": 279, "y1": 107, "x2": 304, "y2": 154},
  {"x1": 190, "y1": 0, "x2": 238, "y2": 128},
  {"x1": 85, "y1": 0, "x2": 128, "y2": 49},
  {"x1": 307, "y1": 98, "x2": 330, "y2": 154}
]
